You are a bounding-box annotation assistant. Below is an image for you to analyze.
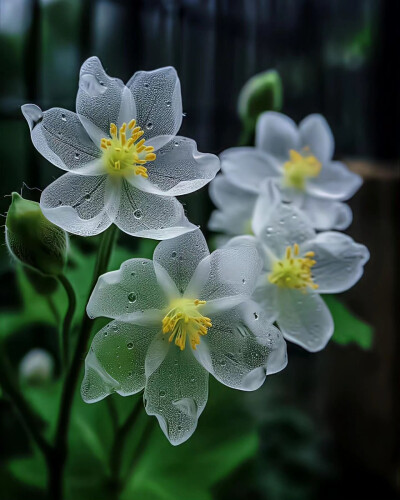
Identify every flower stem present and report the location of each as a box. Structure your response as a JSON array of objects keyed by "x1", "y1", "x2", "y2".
[
  {"x1": 57, "y1": 274, "x2": 77, "y2": 369},
  {"x1": 48, "y1": 225, "x2": 118, "y2": 500},
  {"x1": 0, "y1": 342, "x2": 52, "y2": 460}
]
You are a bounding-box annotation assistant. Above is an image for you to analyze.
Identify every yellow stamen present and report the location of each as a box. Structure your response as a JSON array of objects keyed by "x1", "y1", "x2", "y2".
[
  {"x1": 269, "y1": 244, "x2": 318, "y2": 291},
  {"x1": 162, "y1": 298, "x2": 212, "y2": 351},
  {"x1": 100, "y1": 121, "x2": 156, "y2": 178},
  {"x1": 283, "y1": 147, "x2": 321, "y2": 190}
]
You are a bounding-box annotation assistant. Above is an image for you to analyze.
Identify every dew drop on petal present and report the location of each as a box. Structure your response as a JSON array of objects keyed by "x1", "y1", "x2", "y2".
[
  {"x1": 84, "y1": 194, "x2": 91, "y2": 201},
  {"x1": 171, "y1": 251, "x2": 177, "y2": 258},
  {"x1": 146, "y1": 122, "x2": 153, "y2": 130},
  {"x1": 166, "y1": 101, "x2": 171, "y2": 107},
  {"x1": 127, "y1": 342, "x2": 134, "y2": 349},
  {"x1": 128, "y1": 293, "x2": 137, "y2": 303},
  {"x1": 75, "y1": 152, "x2": 80, "y2": 160},
  {"x1": 159, "y1": 390, "x2": 166, "y2": 397},
  {"x1": 133, "y1": 209, "x2": 142, "y2": 219},
  {"x1": 253, "y1": 312, "x2": 259, "y2": 320},
  {"x1": 61, "y1": 113, "x2": 67, "y2": 122}
]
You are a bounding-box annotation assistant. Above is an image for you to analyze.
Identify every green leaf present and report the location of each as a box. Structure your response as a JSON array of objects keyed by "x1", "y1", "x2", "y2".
[{"x1": 324, "y1": 295, "x2": 373, "y2": 349}]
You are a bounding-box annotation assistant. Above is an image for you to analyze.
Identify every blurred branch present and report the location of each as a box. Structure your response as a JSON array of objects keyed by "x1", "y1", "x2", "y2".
[
  {"x1": 57, "y1": 275, "x2": 77, "y2": 369},
  {"x1": 345, "y1": 158, "x2": 400, "y2": 180}
]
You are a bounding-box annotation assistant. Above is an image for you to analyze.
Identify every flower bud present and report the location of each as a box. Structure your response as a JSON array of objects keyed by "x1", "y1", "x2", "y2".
[
  {"x1": 238, "y1": 70, "x2": 283, "y2": 144},
  {"x1": 19, "y1": 349, "x2": 54, "y2": 386},
  {"x1": 5, "y1": 192, "x2": 68, "y2": 276}
]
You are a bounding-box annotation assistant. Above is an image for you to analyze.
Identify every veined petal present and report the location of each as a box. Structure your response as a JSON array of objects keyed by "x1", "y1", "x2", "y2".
[
  {"x1": 40, "y1": 173, "x2": 117, "y2": 236},
  {"x1": 114, "y1": 180, "x2": 196, "y2": 240},
  {"x1": 153, "y1": 229, "x2": 210, "y2": 295},
  {"x1": 193, "y1": 302, "x2": 287, "y2": 391},
  {"x1": 307, "y1": 161, "x2": 363, "y2": 201},
  {"x1": 298, "y1": 196, "x2": 353, "y2": 230},
  {"x1": 21, "y1": 105, "x2": 102, "y2": 172},
  {"x1": 299, "y1": 114, "x2": 334, "y2": 164},
  {"x1": 144, "y1": 342, "x2": 208, "y2": 446},
  {"x1": 252, "y1": 279, "x2": 279, "y2": 323},
  {"x1": 302, "y1": 232, "x2": 369, "y2": 293},
  {"x1": 127, "y1": 66, "x2": 182, "y2": 148},
  {"x1": 129, "y1": 137, "x2": 220, "y2": 196},
  {"x1": 76, "y1": 56, "x2": 136, "y2": 142},
  {"x1": 276, "y1": 288, "x2": 334, "y2": 352},
  {"x1": 256, "y1": 111, "x2": 300, "y2": 161},
  {"x1": 81, "y1": 320, "x2": 158, "y2": 403},
  {"x1": 220, "y1": 147, "x2": 281, "y2": 193},
  {"x1": 87, "y1": 258, "x2": 168, "y2": 321},
  {"x1": 185, "y1": 245, "x2": 263, "y2": 306}
]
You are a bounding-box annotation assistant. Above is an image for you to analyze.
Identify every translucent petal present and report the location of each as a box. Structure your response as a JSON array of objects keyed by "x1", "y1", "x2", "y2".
[
  {"x1": 127, "y1": 66, "x2": 182, "y2": 148},
  {"x1": 114, "y1": 180, "x2": 196, "y2": 239},
  {"x1": 144, "y1": 342, "x2": 208, "y2": 445},
  {"x1": 302, "y1": 232, "x2": 369, "y2": 294},
  {"x1": 81, "y1": 320, "x2": 158, "y2": 403},
  {"x1": 193, "y1": 302, "x2": 287, "y2": 390},
  {"x1": 299, "y1": 114, "x2": 334, "y2": 164},
  {"x1": 251, "y1": 179, "x2": 282, "y2": 236},
  {"x1": 153, "y1": 229, "x2": 210, "y2": 295},
  {"x1": 307, "y1": 161, "x2": 363, "y2": 201},
  {"x1": 208, "y1": 175, "x2": 256, "y2": 236},
  {"x1": 40, "y1": 173, "x2": 116, "y2": 236},
  {"x1": 255, "y1": 112, "x2": 300, "y2": 162},
  {"x1": 22, "y1": 105, "x2": 102, "y2": 172},
  {"x1": 276, "y1": 288, "x2": 334, "y2": 352},
  {"x1": 256, "y1": 203, "x2": 316, "y2": 260},
  {"x1": 87, "y1": 258, "x2": 168, "y2": 321},
  {"x1": 220, "y1": 147, "x2": 281, "y2": 193},
  {"x1": 130, "y1": 137, "x2": 220, "y2": 196},
  {"x1": 76, "y1": 57, "x2": 135, "y2": 141},
  {"x1": 298, "y1": 196, "x2": 353, "y2": 230},
  {"x1": 185, "y1": 246, "x2": 263, "y2": 309},
  {"x1": 252, "y1": 279, "x2": 279, "y2": 323}
]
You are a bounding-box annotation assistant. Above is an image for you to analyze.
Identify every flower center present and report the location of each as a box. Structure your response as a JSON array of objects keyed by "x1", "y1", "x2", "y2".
[
  {"x1": 100, "y1": 120, "x2": 156, "y2": 178},
  {"x1": 283, "y1": 147, "x2": 321, "y2": 190},
  {"x1": 268, "y1": 243, "x2": 318, "y2": 290},
  {"x1": 162, "y1": 298, "x2": 212, "y2": 351}
]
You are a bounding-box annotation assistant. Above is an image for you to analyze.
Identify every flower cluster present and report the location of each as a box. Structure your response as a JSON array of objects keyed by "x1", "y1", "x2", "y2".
[{"x1": 19, "y1": 58, "x2": 369, "y2": 446}]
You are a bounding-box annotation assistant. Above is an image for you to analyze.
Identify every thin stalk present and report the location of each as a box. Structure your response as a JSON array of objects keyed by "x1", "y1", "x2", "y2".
[
  {"x1": 57, "y1": 274, "x2": 77, "y2": 368},
  {"x1": 48, "y1": 225, "x2": 118, "y2": 500}
]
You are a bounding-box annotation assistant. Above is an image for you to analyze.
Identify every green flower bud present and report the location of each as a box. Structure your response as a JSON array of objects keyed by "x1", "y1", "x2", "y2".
[
  {"x1": 238, "y1": 69, "x2": 283, "y2": 145},
  {"x1": 5, "y1": 192, "x2": 68, "y2": 276}
]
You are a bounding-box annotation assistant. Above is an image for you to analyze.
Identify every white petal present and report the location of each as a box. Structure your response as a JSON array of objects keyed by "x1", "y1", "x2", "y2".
[
  {"x1": 307, "y1": 161, "x2": 363, "y2": 200},
  {"x1": 220, "y1": 147, "x2": 281, "y2": 193},
  {"x1": 251, "y1": 179, "x2": 282, "y2": 237},
  {"x1": 276, "y1": 288, "x2": 334, "y2": 352},
  {"x1": 185, "y1": 246, "x2": 263, "y2": 307},
  {"x1": 257, "y1": 203, "x2": 316, "y2": 260},
  {"x1": 114, "y1": 180, "x2": 196, "y2": 240},
  {"x1": 153, "y1": 229, "x2": 210, "y2": 295},
  {"x1": 40, "y1": 173, "x2": 116, "y2": 236},
  {"x1": 127, "y1": 66, "x2": 182, "y2": 149},
  {"x1": 299, "y1": 114, "x2": 334, "y2": 163},
  {"x1": 208, "y1": 175, "x2": 256, "y2": 235},
  {"x1": 81, "y1": 320, "x2": 158, "y2": 403},
  {"x1": 252, "y1": 279, "x2": 279, "y2": 323},
  {"x1": 76, "y1": 57, "x2": 135, "y2": 142},
  {"x1": 302, "y1": 232, "x2": 369, "y2": 293},
  {"x1": 144, "y1": 343, "x2": 208, "y2": 445},
  {"x1": 255, "y1": 111, "x2": 300, "y2": 161},
  {"x1": 193, "y1": 302, "x2": 287, "y2": 391},
  {"x1": 298, "y1": 196, "x2": 353, "y2": 230},
  {"x1": 87, "y1": 258, "x2": 168, "y2": 321},
  {"x1": 129, "y1": 137, "x2": 220, "y2": 196},
  {"x1": 21, "y1": 105, "x2": 102, "y2": 172}
]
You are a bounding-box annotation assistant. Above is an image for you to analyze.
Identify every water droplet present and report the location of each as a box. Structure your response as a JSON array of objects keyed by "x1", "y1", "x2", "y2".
[
  {"x1": 174, "y1": 141, "x2": 179, "y2": 147},
  {"x1": 166, "y1": 101, "x2": 171, "y2": 107},
  {"x1": 131, "y1": 271, "x2": 136, "y2": 277},
  {"x1": 171, "y1": 251, "x2": 177, "y2": 258},
  {"x1": 174, "y1": 359, "x2": 178, "y2": 365},
  {"x1": 133, "y1": 209, "x2": 142, "y2": 219},
  {"x1": 80, "y1": 73, "x2": 108, "y2": 97},
  {"x1": 112, "y1": 325, "x2": 118, "y2": 332},
  {"x1": 127, "y1": 342, "x2": 134, "y2": 349},
  {"x1": 84, "y1": 194, "x2": 91, "y2": 201},
  {"x1": 253, "y1": 312, "x2": 259, "y2": 320},
  {"x1": 128, "y1": 371, "x2": 132, "y2": 377},
  {"x1": 190, "y1": 377, "x2": 195, "y2": 383},
  {"x1": 75, "y1": 152, "x2": 80, "y2": 160},
  {"x1": 146, "y1": 122, "x2": 153, "y2": 130},
  {"x1": 159, "y1": 390, "x2": 166, "y2": 397},
  {"x1": 177, "y1": 425, "x2": 182, "y2": 431},
  {"x1": 128, "y1": 292, "x2": 137, "y2": 303},
  {"x1": 104, "y1": 331, "x2": 108, "y2": 336},
  {"x1": 144, "y1": 82, "x2": 149, "y2": 88},
  {"x1": 57, "y1": 132, "x2": 62, "y2": 138},
  {"x1": 61, "y1": 113, "x2": 67, "y2": 121},
  {"x1": 242, "y1": 278, "x2": 246, "y2": 284},
  {"x1": 220, "y1": 359, "x2": 226, "y2": 366}
]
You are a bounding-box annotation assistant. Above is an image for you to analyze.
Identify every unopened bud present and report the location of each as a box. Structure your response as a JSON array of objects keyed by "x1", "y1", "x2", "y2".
[{"x1": 19, "y1": 349, "x2": 54, "y2": 385}]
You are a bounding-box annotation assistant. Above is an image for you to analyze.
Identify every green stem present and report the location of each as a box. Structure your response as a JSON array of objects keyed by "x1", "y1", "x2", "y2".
[
  {"x1": 0, "y1": 343, "x2": 52, "y2": 460},
  {"x1": 48, "y1": 225, "x2": 118, "y2": 500},
  {"x1": 57, "y1": 275, "x2": 77, "y2": 368}
]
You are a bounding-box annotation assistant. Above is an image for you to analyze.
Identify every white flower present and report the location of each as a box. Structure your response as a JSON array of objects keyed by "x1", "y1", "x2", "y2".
[
  {"x1": 81, "y1": 229, "x2": 287, "y2": 445},
  {"x1": 19, "y1": 349, "x2": 54, "y2": 385},
  {"x1": 226, "y1": 186, "x2": 369, "y2": 352},
  {"x1": 214, "y1": 112, "x2": 362, "y2": 232},
  {"x1": 21, "y1": 57, "x2": 220, "y2": 239}
]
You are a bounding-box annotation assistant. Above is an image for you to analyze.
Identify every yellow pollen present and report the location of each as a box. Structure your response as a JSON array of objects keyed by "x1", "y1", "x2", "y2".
[
  {"x1": 283, "y1": 148, "x2": 321, "y2": 190},
  {"x1": 162, "y1": 298, "x2": 212, "y2": 351},
  {"x1": 268, "y1": 243, "x2": 318, "y2": 291},
  {"x1": 101, "y1": 121, "x2": 156, "y2": 178}
]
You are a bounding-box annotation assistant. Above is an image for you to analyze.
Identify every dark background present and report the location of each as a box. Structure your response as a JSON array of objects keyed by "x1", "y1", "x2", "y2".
[{"x1": 0, "y1": 0, "x2": 399, "y2": 499}]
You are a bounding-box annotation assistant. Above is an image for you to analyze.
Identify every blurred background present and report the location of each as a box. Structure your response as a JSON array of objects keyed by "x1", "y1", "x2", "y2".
[{"x1": 0, "y1": 0, "x2": 399, "y2": 499}]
